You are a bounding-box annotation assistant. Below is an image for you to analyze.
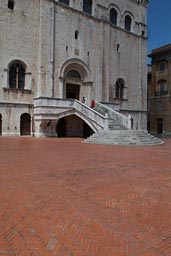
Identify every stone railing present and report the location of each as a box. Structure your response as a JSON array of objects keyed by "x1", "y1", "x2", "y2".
[
  {"x1": 74, "y1": 100, "x2": 108, "y2": 130},
  {"x1": 94, "y1": 101, "x2": 128, "y2": 128},
  {"x1": 34, "y1": 97, "x2": 107, "y2": 131}
]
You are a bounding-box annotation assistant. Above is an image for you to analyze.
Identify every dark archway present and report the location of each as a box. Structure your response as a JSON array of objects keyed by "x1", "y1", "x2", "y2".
[
  {"x1": 83, "y1": 121, "x2": 94, "y2": 138},
  {"x1": 56, "y1": 118, "x2": 67, "y2": 137},
  {"x1": 56, "y1": 115, "x2": 94, "y2": 138},
  {"x1": 20, "y1": 113, "x2": 31, "y2": 136},
  {"x1": 0, "y1": 114, "x2": 2, "y2": 136}
]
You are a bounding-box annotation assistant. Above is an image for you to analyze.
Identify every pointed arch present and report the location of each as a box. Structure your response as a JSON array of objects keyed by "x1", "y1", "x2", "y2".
[
  {"x1": 110, "y1": 8, "x2": 117, "y2": 25},
  {"x1": 8, "y1": 61, "x2": 26, "y2": 89},
  {"x1": 56, "y1": 114, "x2": 94, "y2": 138},
  {"x1": 123, "y1": 11, "x2": 135, "y2": 32},
  {"x1": 125, "y1": 15, "x2": 132, "y2": 31},
  {"x1": 115, "y1": 78, "x2": 125, "y2": 99}
]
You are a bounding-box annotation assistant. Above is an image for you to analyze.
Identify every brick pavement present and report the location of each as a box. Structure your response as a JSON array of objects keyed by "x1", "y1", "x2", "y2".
[{"x1": 0, "y1": 137, "x2": 171, "y2": 256}]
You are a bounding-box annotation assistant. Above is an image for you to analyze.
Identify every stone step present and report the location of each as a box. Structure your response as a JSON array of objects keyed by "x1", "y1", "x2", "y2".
[
  {"x1": 108, "y1": 125, "x2": 127, "y2": 130},
  {"x1": 85, "y1": 130, "x2": 164, "y2": 146}
]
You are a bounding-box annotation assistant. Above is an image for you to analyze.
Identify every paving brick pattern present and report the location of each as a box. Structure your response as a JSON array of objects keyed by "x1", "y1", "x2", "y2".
[{"x1": 0, "y1": 137, "x2": 171, "y2": 256}]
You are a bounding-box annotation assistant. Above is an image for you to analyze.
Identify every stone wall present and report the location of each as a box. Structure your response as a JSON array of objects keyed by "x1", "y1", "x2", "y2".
[{"x1": 0, "y1": 0, "x2": 148, "y2": 136}]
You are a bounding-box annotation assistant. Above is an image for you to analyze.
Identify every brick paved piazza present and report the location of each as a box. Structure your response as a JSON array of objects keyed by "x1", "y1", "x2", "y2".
[{"x1": 0, "y1": 137, "x2": 171, "y2": 256}]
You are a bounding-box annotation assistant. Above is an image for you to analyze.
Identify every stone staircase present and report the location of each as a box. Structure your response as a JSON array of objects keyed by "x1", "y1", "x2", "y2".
[
  {"x1": 108, "y1": 118, "x2": 127, "y2": 130},
  {"x1": 85, "y1": 130, "x2": 164, "y2": 146},
  {"x1": 84, "y1": 101, "x2": 164, "y2": 146}
]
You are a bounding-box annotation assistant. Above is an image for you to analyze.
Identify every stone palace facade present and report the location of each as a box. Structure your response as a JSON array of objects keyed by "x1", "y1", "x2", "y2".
[{"x1": 0, "y1": 0, "x2": 148, "y2": 137}]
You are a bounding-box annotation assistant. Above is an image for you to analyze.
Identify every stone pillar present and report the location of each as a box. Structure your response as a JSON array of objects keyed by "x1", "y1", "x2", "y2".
[
  {"x1": 25, "y1": 72, "x2": 32, "y2": 90},
  {"x1": 104, "y1": 112, "x2": 109, "y2": 130},
  {"x1": 37, "y1": 0, "x2": 43, "y2": 97}
]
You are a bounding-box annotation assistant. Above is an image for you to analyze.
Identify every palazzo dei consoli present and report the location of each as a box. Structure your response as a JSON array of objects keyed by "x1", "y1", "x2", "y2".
[{"x1": 0, "y1": 0, "x2": 148, "y2": 137}]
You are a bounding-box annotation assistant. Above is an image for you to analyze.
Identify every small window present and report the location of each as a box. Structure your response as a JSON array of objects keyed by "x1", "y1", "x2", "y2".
[
  {"x1": 75, "y1": 30, "x2": 79, "y2": 40},
  {"x1": 157, "y1": 101, "x2": 164, "y2": 111},
  {"x1": 8, "y1": 0, "x2": 15, "y2": 10},
  {"x1": 83, "y1": 0, "x2": 92, "y2": 15},
  {"x1": 59, "y1": 0, "x2": 69, "y2": 6},
  {"x1": 110, "y1": 8, "x2": 117, "y2": 25},
  {"x1": 125, "y1": 15, "x2": 132, "y2": 31},
  {"x1": 159, "y1": 62, "x2": 165, "y2": 72},
  {"x1": 117, "y1": 43, "x2": 120, "y2": 52},
  {"x1": 156, "y1": 80, "x2": 167, "y2": 96},
  {"x1": 115, "y1": 78, "x2": 124, "y2": 99},
  {"x1": 9, "y1": 61, "x2": 26, "y2": 89}
]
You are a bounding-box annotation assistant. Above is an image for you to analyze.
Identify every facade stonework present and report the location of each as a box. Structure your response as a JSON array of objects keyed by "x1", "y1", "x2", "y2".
[
  {"x1": 0, "y1": 0, "x2": 148, "y2": 137},
  {"x1": 148, "y1": 44, "x2": 171, "y2": 136}
]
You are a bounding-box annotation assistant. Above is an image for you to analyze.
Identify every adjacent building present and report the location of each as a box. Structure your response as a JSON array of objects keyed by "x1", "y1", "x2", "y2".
[{"x1": 148, "y1": 44, "x2": 171, "y2": 136}]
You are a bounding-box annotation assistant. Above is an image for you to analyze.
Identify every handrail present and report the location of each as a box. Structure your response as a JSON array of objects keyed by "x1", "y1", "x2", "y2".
[
  {"x1": 74, "y1": 100, "x2": 106, "y2": 129},
  {"x1": 94, "y1": 101, "x2": 128, "y2": 128},
  {"x1": 34, "y1": 97, "x2": 107, "y2": 129}
]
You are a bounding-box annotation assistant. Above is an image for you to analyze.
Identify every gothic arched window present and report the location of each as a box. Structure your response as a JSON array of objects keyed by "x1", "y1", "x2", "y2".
[
  {"x1": 83, "y1": 0, "x2": 92, "y2": 15},
  {"x1": 115, "y1": 78, "x2": 124, "y2": 99},
  {"x1": 125, "y1": 15, "x2": 132, "y2": 31},
  {"x1": 9, "y1": 61, "x2": 26, "y2": 89},
  {"x1": 110, "y1": 8, "x2": 117, "y2": 25},
  {"x1": 8, "y1": 0, "x2": 15, "y2": 10}
]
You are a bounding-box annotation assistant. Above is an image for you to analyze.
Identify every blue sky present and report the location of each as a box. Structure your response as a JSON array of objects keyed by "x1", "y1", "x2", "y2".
[{"x1": 147, "y1": 0, "x2": 171, "y2": 58}]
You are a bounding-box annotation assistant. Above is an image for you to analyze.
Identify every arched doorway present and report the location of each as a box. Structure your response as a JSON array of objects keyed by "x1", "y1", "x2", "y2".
[
  {"x1": 20, "y1": 113, "x2": 31, "y2": 136},
  {"x1": 60, "y1": 59, "x2": 91, "y2": 102},
  {"x1": 65, "y1": 70, "x2": 81, "y2": 100},
  {"x1": 56, "y1": 115, "x2": 94, "y2": 138},
  {"x1": 0, "y1": 114, "x2": 2, "y2": 136}
]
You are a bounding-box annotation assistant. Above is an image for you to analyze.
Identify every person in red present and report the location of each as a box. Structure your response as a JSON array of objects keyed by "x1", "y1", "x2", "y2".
[{"x1": 91, "y1": 99, "x2": 95, "y2": 108}]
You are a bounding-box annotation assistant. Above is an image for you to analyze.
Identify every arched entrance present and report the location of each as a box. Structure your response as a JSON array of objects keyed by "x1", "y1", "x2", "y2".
[
  {"x1": 0, "y1": 114, "x2": 2, "y2": 136},
  {"x1": 60, "y1": 59, "x2": 91, "y2": 102},
  {"x1": 65, "y1": 70, "x2": 81, "y2": 100},
  {"x1": 20, "y1": 113, "x2": 31, "y2": 136},
  {"x1": 56, "y1": 115, "x2": 94, "y2": 138}
]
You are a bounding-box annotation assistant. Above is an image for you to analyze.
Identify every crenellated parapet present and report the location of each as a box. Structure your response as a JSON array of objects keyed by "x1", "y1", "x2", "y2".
[{"x1": 130, "y1": 0, "x2": 149, "y2": 6}]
